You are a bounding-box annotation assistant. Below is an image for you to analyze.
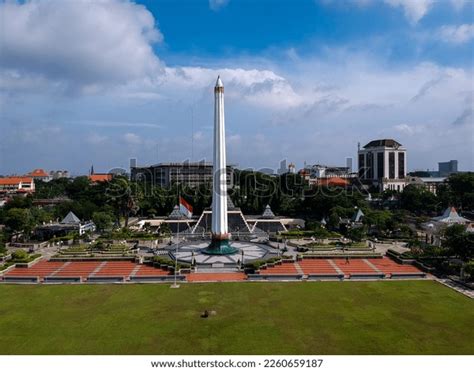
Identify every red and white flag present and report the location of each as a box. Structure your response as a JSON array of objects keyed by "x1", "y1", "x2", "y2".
[{"x1": 179, "y1": 197, "x2": 193, "y2": 218}]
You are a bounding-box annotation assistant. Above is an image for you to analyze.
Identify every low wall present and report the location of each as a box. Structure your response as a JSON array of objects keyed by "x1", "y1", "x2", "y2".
[
  {"x1": 87, "y1": 276, "x2": 126, "y2": 283},
  {"x1": 248, "y1": 274, "x2": 303, "y2": 281},
  {"x1": 2, "y1": 276, "x2": 39, "y2": 283},
  {"x1": 391, "y1": 272, "x2": 426, "y2": 279},
  {"x1": 349, "y1": 273, "x2": 385, "y2": 279},
  {"x1": 44, "y1": 276, "x2": 82, "y2": 283},
  {"x1": 130, "y1": 275, "x2": 185, "y2": 282},
  {"x1": 307, "y1": 273, "x2": 344, "y2": 280},
  {"x1": 14, "y1": 255, "x2": 43, "y2": 268}
]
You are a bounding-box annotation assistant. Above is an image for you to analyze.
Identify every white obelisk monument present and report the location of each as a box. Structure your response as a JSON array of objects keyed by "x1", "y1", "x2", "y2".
[{"x1": 205, "y1": 76, "x2": 237, "y2": 254}]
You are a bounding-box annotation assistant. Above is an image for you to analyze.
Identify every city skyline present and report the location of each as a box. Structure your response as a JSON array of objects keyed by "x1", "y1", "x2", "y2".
[{"x1": 0, "y1": 0, "x2": 473, "y2": 175}]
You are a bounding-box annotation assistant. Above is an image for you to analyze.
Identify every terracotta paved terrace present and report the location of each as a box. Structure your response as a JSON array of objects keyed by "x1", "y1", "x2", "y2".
[
  {"x1": 259, "y1": 262, "x2": 300, "y2": 275},
  {"x1": 2, "y1": 260, "x2": 64, "y2": 278},
  {"x1": 134, "y1": 264, "x2": 170, "y2": 276},
  {"x1": 2, "y1": 260, "x2": 170, "y2": 281},
  {"x1": 93, "y1": 261, "x2": 137, "y2": 277},
  {"x1": 0, "y1": 257, "x2": 424, "y2": 282},
  {"x1": 56, "y1": 261, "x2": 101, "y2": 277},
  {"x1": 298, "y1": 259, "x2": 338, "y2": 275},
  {"x1": 333, "y1": 258, "x2": 378, "y2": 277},
  {"x1": 262, "y1": 257, "x2": 424, "y2": 279},
  {"x1": 368, "y1": 257, "x2": 422, "y2": 276}
]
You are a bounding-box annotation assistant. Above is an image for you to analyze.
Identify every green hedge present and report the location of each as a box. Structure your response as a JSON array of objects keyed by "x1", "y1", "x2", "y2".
[{"x1": 152, "y1": 256, "x2": 190, "y2": 270}]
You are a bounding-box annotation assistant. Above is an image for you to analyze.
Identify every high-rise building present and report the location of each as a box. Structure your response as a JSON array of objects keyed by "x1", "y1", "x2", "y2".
[
  {"x1": 438, "y1": 160, "x2": 458, "y2": 177},
  {"x1": 346, "y1": 157, "x2": 353, "y2": 173},
  {"x1": 358, "y1": 139, "x2": 407, "y2": 191},
  {"x1": 131, "y1": 161, "x2": 233, "y2": 188}
]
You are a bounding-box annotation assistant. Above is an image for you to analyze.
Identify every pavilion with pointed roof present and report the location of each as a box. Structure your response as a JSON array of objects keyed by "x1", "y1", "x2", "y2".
[
  {"x1": 34, "y1": 211, "x2": 96, "y2": 240},
  {"x1": 351, "y1": 208, "x2": 365, "y2": 223},
  {"x1": 433, "y1": 207, "x2": 470, "y2": 225},
  {"x1": 61, "y1": 211, "x2": 81, "y2": 224}
]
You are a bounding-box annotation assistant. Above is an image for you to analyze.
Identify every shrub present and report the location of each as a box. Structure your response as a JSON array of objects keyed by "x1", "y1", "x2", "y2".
[
  {"x1": 153, "y1": 255, "x2": 178, "y2": 267},
  {"x1": 244, "y1": 260, "x2": 266, "y2": 271},
  {"x1": 11, "y1": 250, "x2": 28, "y2": 261},
  {"x1": 464, "y1": 261, "x2": 474, "y2": 281}
]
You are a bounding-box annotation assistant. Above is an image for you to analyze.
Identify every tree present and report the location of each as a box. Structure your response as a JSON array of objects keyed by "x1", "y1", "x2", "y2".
[
  {"x1": 159, "y1": 223, "x2": 172, "y2": 237},
  {"x1": 327, "y1": 210, "x2": 341, "y2": 230},
  {"x1": 364, "y1": 209, "x2": 394, "y2": 235},
  {"x1": 92, "y1": 211, "x2": 114, "y2": 232},
  {"x1": 34, "y1": 178, "x2": 70, "y2": 199},
  {"x1": 347, "y1": 226, "x2": 367, "y2": 242},
  {"x1": 448, "y1": 173, "x2": 474, "y2": 210},
  {"x1": 465, "y1": 260, "x2": 474, "y2": 280},
  {"x1": 443, "y1": 224, "x2": 474, "y2": 261},
  {"x1": 106, "y1": 177, "x2": 141, "y2": 227},
  {"x1": 400, "y1": 184, "x2": 439, "y2": 214},
  {"x1": 4, "y1": 208, "x2": 34, "y2": 237},
  {"x1": 30, "y1": 207, "x2": 54, "y2": 225},
  {"x1": 0, "y1": 232, "x2": 6, "y2": 255}
]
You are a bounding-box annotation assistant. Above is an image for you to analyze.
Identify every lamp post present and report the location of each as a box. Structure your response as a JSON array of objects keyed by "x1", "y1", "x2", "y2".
[{"x1": 171, "y1": 217, "x2": 180, "y2": 288}]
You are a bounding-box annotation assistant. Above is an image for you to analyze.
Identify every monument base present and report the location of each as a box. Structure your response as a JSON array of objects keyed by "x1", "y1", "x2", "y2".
[{"x1": 202, "y1": 238, "x2": 238, "y2": 255}]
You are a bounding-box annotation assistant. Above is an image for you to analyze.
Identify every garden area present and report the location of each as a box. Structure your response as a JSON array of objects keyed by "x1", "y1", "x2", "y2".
[
  {"x1": 0, "y1": 249, "x2": 41, "y2": 271},
  {"x1": 53, "y1": 241, "x2": 134, "y2": 259}
]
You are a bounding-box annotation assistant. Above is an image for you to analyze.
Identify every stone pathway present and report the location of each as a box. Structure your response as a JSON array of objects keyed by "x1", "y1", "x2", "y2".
[
  {"x1": 129, "y1": 264, "x2": 142, "y2": 276},
  {"x1": 363, "y1": 259, "x2": 383, "y2": 274},
  {"x1": 49, "y1": 262, "x2": 70, "y2": 277},
  {"x1": 436, "y1": 278, "x2": 474, "y2": 299},
  {"x1": 293, "y1": 261, "x2": 304, "y2": 275},
  {"x1": 89, "y1": 261, "x2": 107, "y2": 277},
  {"x1": 328, "y1": 259, "x2": 344, "y2": 275}
]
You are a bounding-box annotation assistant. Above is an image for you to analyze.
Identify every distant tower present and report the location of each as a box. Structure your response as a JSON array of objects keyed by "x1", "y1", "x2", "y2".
[
  {"x1": 346, "y1": 157, "x2": 353, "y2": 173},
  {"x1": 204, "y1": 76, "x2": 237, "y2": 255},
  {"x1": 90, "y1": 165, "x2": 94, "y2": 175}
]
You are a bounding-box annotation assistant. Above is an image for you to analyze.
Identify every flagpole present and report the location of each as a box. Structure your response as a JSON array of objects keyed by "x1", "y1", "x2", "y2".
[{"x1": 171, "y1": 186, "x2": 180, "y2": 289}]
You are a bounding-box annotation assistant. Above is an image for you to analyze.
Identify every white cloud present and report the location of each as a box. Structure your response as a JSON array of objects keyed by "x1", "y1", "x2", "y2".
[
  {"x1": 69, "y1": 120, "x2": 162, "y2": 129},
  {"x1": 450, "y1": 0, "x2": 470, "y2": 11},
  {"x1": 151, "y1": 66, "x2": 305, "y2": 110},
  {"x1": 193, "y1": 131, "x2": 204, "y2": 140},
  {"x1": 123, "y1": 133, "x2": 142, "y2": 145},
  {"x1": 87, "y1": 133, "x2": 108, "y2": 145},
  {"x1": 438, "y1": 24, "x2": 474, "y2": 44},
  {"x1": 209, "y1": 0, "x2": 230, "y2": 11},
  {"x1": 1, "y1": 0, "x2": 473, "y2": 173},
  {"x1": 384, "y1": 0, "x2": 434, "y2": 24},
  {"x1": 0, "y1": 0, "x2": 163, "y2": 89},
  {"x1": 394, "y1": 123, "x2": 426, "y2": 135},
  {"x1": 0, "y1": 0, "x2": 302, "y2": 111},
  {"x1": 351, "y1": 0, "x2": 373, "y2": 6},
  {"x1": 322, "y1": 0, "x2": 467, "y2": 24}
]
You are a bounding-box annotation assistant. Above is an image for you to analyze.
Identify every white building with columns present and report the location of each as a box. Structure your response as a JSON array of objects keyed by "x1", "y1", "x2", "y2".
[{"x1": 358, "y1": 139, "x2": 407, "y2": 192}]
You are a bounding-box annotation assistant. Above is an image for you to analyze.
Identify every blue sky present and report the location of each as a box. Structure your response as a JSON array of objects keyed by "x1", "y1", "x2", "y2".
[
  {"x1": 0, "y1": 0, "x2": 473, "y2": 175},
  {"x1": 147, "y1": 0, "x2": 472, "y2": 66}
]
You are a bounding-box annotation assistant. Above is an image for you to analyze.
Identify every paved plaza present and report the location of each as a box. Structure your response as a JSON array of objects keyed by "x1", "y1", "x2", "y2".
[{"x1": 169, "y1": 241, "x2": 277, "y2": 265}]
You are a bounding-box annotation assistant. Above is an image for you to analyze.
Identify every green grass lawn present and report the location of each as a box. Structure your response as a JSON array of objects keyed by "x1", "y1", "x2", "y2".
[{"x1": 0, "y1": 281, "x2": 472, "y2": 355}]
